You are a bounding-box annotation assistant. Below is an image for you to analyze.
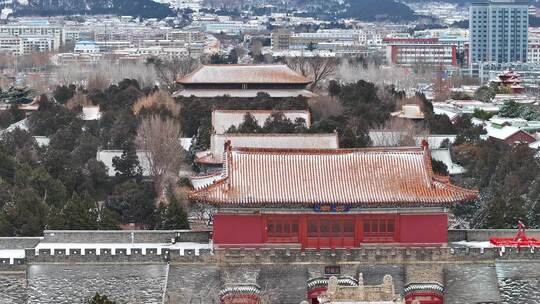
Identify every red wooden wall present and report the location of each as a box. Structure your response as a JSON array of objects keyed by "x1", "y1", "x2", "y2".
[
  {"x1": 503, "y1": 131, "x2": 536, "y2": 145},
  {"x1": 399, "y1": 214, "x2": 448, "y2": 244},
  {"x1": 213, "y1": 212, "x2": 448, "y2": 247},
  {"x1": 213, "y1": 214, "x2": 264, "y2": 244}
]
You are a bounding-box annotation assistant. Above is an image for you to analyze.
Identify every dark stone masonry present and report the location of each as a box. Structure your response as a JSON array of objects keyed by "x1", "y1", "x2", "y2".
[{"x1": 0, "y1": 230, "x2": 539, "y2": 304}]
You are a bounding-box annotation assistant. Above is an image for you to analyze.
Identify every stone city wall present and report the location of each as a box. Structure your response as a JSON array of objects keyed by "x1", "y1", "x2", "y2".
[
  {"x1": 172, "y1": 246, "x2": 538, "y2": 265},
  {"x1": 26, "y1": 248, "x2": 168, "y2": 263},
  {"x1": 41, "y1": 230, "x2": 210, "y2": 243},
  {"x1": 24, "y1": 246, "x2": 540, "y2": 265},
  {"x1": 0, "y1": 258, "x2": 25, "y2": 271},
  {"x1": 0, "y1": 237, "x2": 42, "y2": 249},
  {"x1": 448, "y1": 229, "x2": 540, "y2": 242}
]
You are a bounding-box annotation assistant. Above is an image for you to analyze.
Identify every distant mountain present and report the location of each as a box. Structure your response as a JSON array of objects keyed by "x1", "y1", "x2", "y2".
[
  {"x1": 403, "y1": 0, "x2": 471, "y2": 6},
  {"x1": 341, "y1": 0, "x2": 419, "y2": 21},
  {"x1": 11, "y1": 0, "x2": 175, "y2": 19},
  {"x1": 405, "y1": 0, "x2": 540, "y2": 6}
]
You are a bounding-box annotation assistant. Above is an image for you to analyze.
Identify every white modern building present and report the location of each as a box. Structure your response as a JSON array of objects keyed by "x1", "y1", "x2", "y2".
[
  {"x1": 203, "y1": 22, "x2": 265, "y2": 35},
  {"x1": 74, "y1": 41, "x2": 100, "y2": 53}
]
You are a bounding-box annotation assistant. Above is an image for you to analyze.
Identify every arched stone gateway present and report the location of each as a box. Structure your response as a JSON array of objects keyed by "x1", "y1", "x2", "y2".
[
  {"x1": 219, "y1": 283, "x2": 261, "y2": 304},
  {"x1": 308, "y1": 274, "x2": 409, "y2": 304},
  {"x1": 403, "y1": 282, "x2": 444, "y2": 304},
  {"x1": 307, "y1": 276, "x2": 359, "y2": 304}
]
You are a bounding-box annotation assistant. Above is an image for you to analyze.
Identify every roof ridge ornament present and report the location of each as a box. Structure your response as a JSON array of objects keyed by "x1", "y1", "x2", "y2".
[{"x1": 421, "y1": 139, "x2": 436, "y2": 189}]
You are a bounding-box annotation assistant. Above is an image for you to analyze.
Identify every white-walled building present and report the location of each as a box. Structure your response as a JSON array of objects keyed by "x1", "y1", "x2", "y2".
[{"x1": 74, "y1": 41, "x2": 100, "y2": 53}]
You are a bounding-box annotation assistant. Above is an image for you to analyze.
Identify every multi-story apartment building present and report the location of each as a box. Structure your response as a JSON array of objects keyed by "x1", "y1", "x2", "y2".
[
  {"x1": 384, "y1": 38, "x2": 458, "y2": 67},
  {"x1": 528, "y1": 28, "x2": 540, "y2": 63},
  {"x1": 271, "y1": 29, "x2": 379, "y2": 56},
  {"x1": 202, "y1": 22, "x2": 265, "y2": 35},
  {"x1": 74, "y1": 41, "x2": 100, "y2": 53},
  {"x1": 469, "y1": 0, "x2": 529, "y2": 64},
  {"x1": 0, "y1": 34, "x2": 56, "y2": 56},
  {"x1": 0, "y1": 20, "x2": 61, "y2": 54},
  {"x1": 166, "y1": 31, "x2": 205, "y2": 43},
  {"x1": 0, "y1": 35, "x2": 22, "y2": 54},
  {"x1": 20, "y1": 36, "x2": 55, "y2": 54},
  {"x1": 61, "y1": 28, "x2": 94, "y2": 44},
  {"x1": 271, "y1": 29, "x2": 291, "y2": 50}
]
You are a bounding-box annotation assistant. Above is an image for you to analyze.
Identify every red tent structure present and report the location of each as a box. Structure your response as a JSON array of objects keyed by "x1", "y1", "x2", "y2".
[{"x1": 490, "y1": 221, "x2": 540, "y2": 247}]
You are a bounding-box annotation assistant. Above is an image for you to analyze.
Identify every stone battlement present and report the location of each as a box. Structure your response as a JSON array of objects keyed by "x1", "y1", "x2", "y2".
[
  {"x1": 23, "y1": 246, "x2": 540, "y2": 265},
  {"x1": 41, "y1": 230, "x2": 210, "y2": 243},
  {"x1": 173, "y1": 246, "x2": 540, "y2": 265}
]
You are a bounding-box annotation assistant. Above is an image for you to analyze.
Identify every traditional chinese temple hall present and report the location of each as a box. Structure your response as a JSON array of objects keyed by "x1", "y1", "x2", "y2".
[{"x1": 191, "y1": 143, "x2": 477, "y2": 249}]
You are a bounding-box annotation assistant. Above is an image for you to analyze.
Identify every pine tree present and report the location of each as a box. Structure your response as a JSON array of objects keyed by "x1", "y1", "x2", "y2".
[
  {"x1": 86, "y1": 293, "x2": 116, "y2": 304},
  {"x1": 112, "y1": 141, "x2": 142, "y2": 183},
  {"x1": 262, "y1": 112, "x2": 296, "y2": 133},
  {"x1": 527, "y1": 177, "x2": 540, "y2": 228},
  {"x1": 97, "y1": 208, "x2": 120, "y2": 230},
  {"x1": 191, "y1": 119, "x2": 212, "y2": 152},
  {"x1": 328, "y1": 80, "x2": 341, "y2": 99},
  {"x1": 164, "y1": 201, "x2": 189, "y2": 230},
  {"x1": 158, "y1": 196, "x2": 189, "y2": 230},
  {"x1": 235, "y1": 113, "x2": 261, "y2": 133},
  {"x1": 153, "y1": 202, "x2": 167, "y2": 229},
  {"x1": 60, "y1": 193, "x2": 99, "y2": 230},
  {"x1": 10, "y1": 189, "x2": 48, "y2": 236},
  {"x1": 479, "y1": 184, "x2": 506, "y2": 229},
  {"x1": 0, "y1": 211, "x2": 13, "y2": 237}
]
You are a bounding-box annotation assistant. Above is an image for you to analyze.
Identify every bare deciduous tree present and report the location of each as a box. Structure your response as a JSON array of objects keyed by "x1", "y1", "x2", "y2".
[
  {"x1": 251, "y1": 40, "x2": 263, "y2": 57},
  {"x1": 338, "y1": 60, "x2": 434, "y2": 92},
  {"x1": 370, "y1": 118, "x2": 428, "y2": 147},
  {"x1": 287, "y1": 56, "x2": 339, "y2": 91},
  {"x1": 87, "y1": 74, "x2": 109, "y2": 91},
  {"x1": 287, "y1": 56, "x2": 309, "y2": 80},
  {"x1": 57, "y1": 61, "x2": 158, "y2": 88},
  {"x1": 136, "y1": 115, "x2": 184, "y2": 202},
  {"x1": 133, "y1": 90, "x2": 180, "y2": 117},
  {"x1": 66, "y1": 90, "x2": 91, "y2": 110},
  {"x1": 309, "y1": 95, "x2": 344, "y2": 120},
  {"x1": 433, "y1": 64, "x2": 450, "y2": 102},
  {"x1": 147, "y1": 57, "x2": 200, "y2": 91}
]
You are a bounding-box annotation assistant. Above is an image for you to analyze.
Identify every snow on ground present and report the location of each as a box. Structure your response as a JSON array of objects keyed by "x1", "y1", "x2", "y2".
[
  {"x1": 34, "y1": 242, "x2": 212, "y2": 256},
  {"x1": 452, "y1": 241, "x2": 493, "y2": 248},
  {"x1": 0, "y1": 249, "x2": 25, "y2": 264}
]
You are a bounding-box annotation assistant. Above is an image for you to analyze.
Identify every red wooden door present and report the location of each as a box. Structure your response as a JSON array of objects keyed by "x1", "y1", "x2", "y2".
[{"x1": 305, "y1": 216, "x2": 355, "y2": 249}]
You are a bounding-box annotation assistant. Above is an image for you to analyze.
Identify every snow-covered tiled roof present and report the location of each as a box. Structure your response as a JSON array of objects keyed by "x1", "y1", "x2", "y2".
[
  {"x1": 530, "y1": 140, "x2": 540, "y2": 149},
  {"x1": 433, "y1": 106, "x2": 459, "y2": 121},
  {"x1": 191, "y1": 145, "x2": 478, "y2": 206},
  {"x1": 196, "y1": 133, "x2": 339, "y2": 165},
  {"x1": 486, "y1": 126, "x2": 523, "y2": 140},
  {"x1": 80, "y1": 106, "x2": 102, "y2": 121},
  {"x1": 33, "y1": 136, "x2": 50, "y2": 147},
  {"x1": 391, "y1": 104, "x2": 425, "y2": 119},
  {"x1": 0, "y1": 118, "x2": 28, "y2": 136},
  {"x1": 177, "y1": 64, "x2": 311, "y2": 84},
  {"x1": 173, "y1": 89, "x2": 317, "y2": 98},
  {"x1": 489, "y1": 116, "x2": 528, "y2": 127},
  {"x1": 431, "y1": 148, "x2": 466, "y2": 175},
  {"x1": 190, "y1": 172, "x2": 222, "y2": 190}
]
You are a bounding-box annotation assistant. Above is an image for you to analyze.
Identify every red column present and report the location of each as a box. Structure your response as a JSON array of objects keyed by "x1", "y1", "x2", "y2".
[
  {"x1": 299, "y1": 215, "x2": 308, "y2": 249},
  {"x1": 261, "y1": 215, "x2": 268, "y2": 243},
  {"x1": 355, "y1": 215, "x2": 363, "y2": 246}
]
